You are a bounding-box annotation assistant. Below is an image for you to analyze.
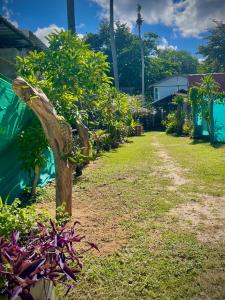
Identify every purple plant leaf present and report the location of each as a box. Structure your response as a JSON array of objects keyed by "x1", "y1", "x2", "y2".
[
  {"x1": 10, "y1": 286, "x2": 22, "y2": 300},
  {"x1": 87, "y1": 242, "x2": 100, "y2": 252},
  {"x1": 19, "y1": 258, "x2": 46, "y2": 278}
]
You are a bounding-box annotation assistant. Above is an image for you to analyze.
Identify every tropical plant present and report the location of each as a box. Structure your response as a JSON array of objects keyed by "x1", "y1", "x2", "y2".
[
  {"x1": 162, "y1": 95, "x2": 185, "y2": 135},
  {"x1": 0, "y1": 220, "x2": 98, "y2": 300},
  {"x1": 16, "y1": 119, "x2": 48, "y2": 196},
  {"x1": 189, "y1": 75, "x2": 220, "y2": 143}
]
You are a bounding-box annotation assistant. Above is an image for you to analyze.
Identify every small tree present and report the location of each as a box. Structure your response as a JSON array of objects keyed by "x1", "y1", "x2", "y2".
[
  {"x1": 199, "y1": 75, "x2": 219, "y2": 144},
  {"x1": 189, "y1": 75, "x2": 220, "y2": 143}
]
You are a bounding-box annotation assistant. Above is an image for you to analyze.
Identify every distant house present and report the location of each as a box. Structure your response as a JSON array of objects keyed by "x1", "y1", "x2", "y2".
[
  {"x1": 150, "y1": 73, "x2": 225, "y2": 130},
  {"x1": 152, "y1": 76, "x2": 188, "y2": 103},
  {"x1": 0, "y1": 16, "x2": 46, "y2": 79}
]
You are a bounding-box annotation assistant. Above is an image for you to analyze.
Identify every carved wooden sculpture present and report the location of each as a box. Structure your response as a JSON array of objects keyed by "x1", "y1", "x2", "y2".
[{"x1": 13, "y1": 77, "x2": 74, "y2": 216}]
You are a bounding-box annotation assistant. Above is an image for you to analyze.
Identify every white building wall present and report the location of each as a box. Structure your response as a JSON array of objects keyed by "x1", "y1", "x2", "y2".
[{"x1": 153, "y1": 76, "x2": 188, "y2": 102}]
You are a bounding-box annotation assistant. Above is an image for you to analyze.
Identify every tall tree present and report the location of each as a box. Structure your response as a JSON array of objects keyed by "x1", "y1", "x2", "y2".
[
  {"x1": 198, "y1": 21, "x2": 225, "y2": 72},
  {"x1": 67, "y1": 0, "x2": 76, "y2": 33},
  {"x1": 136, "y1": 4, "x2": 144, "y2": 100},
  {"x1": 109, "y1": 0, "x2": 119, "y2": 89}
]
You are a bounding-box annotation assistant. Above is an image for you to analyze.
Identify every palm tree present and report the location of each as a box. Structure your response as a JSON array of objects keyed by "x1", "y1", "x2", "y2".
[
  {"x1": 136, "y1": 4, "x2": 144, "y2": 101},
  {"x1": 67, "y1": 0, "x2": 76, "y2": 33},
  {"x1": 110, "y1": 0, "x2": 119, "y2": 89}
]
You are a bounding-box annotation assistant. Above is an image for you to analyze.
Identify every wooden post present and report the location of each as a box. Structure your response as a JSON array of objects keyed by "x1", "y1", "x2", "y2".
[{"x1": 13, "y1": 77, "x2": 74, "y2": 216}]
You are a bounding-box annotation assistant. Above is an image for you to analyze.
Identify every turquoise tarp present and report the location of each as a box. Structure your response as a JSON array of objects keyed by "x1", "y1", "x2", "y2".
[
  {"x1": 0, "y1": 73, "x2": 55, "y2": 200},
  {"x1": 193, "y1": 99, "x2": 225, "y2": 142}
]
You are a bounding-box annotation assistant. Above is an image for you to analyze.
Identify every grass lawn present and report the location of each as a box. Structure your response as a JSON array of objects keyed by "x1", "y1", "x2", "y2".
[{"x1": 42, "y1": 132, "x2": 225, "y2": 299}]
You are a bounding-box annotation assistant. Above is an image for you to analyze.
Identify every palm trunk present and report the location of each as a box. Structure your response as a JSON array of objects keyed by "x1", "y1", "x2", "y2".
[
  {"x1": 138, "y1": 27, "x2": 145, "y2": 101},
  {"x1": 13, "y1": 77, "x2": 74, "y2": 216},
  {"x1": 110, "y1": 0, "x2": 119, "y2": 89},
  {"x1": 67, "y1": 0, "x2": 76, "y2": 34}
]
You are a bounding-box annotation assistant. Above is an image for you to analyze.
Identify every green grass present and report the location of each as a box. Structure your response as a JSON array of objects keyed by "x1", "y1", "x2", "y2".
[
  {"x1": 55, "y1": 132, "x2": 225, "y2": 299},
  {"x1": 155, "y1": 132, "x2": 225, "y2": 196}
]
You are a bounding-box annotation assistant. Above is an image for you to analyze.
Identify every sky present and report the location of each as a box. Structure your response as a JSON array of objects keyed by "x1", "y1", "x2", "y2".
[{"x1": 1, "y1": 0, "x2": 225, "y2": 58}]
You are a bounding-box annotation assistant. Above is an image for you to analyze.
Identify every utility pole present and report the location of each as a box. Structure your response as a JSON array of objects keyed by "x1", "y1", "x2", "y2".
[
  {"x1": 67, "y1": 0, "x2": 76, "y2": 34},
  {"x1": 136, "y1": 4, "x2": 145, "y2": 101},
  {"x1": 110, "y1": 0, "x2": 119, "y2": 89}
]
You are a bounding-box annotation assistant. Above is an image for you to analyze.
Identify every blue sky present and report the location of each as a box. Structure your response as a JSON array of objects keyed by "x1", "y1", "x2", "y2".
[{"x1": 1, "y1": 0, "x2": 225, "y2": 57}]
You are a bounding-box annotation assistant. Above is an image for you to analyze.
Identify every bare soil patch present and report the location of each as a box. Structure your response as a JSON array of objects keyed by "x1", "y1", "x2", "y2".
[
  {"x1": 152, "y1": 137, "x2": 188, "y2": 190},
  {"x1": 168, "y1": 195, "x2": 225, "y2": 244}
]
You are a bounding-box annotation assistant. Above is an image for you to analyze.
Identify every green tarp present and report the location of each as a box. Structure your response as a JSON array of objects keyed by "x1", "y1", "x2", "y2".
[
  {"x1": 193, "y1": 100, "x2": 225, "y2": 142},
  {"x1": 0, "y1": 73, "x2": 55, "y2": 201}
]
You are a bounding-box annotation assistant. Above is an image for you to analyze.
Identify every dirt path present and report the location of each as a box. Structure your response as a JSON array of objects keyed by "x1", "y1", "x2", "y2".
[
  {"x1": 152, "y1": 135, "x2": 188, "y2": 191},
  {"x1": 152, "y1": 134, "x2": 225, "y2": 245}
]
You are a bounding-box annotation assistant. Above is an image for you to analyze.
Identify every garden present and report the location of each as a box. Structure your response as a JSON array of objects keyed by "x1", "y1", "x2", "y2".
[{"x1": 1, "y1": 3, "x2": 225, "y2": 300}]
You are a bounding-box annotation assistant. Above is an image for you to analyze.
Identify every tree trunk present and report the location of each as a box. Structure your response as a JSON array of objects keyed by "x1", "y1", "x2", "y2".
[
  {"x1": 76, "y1": 122, "x2": 90, "y2": 158},
  {"x1": 67, "y1": 0, "x2": 76, "y2": 34},
  {"x1": 110, "y1": 0, "x2": 119, "y2": 90},
  {"x1": 141, "y1": 42, "x2": 145, "y2": 101},
  {"x1": 138, "y1": 26, "x2": 145, "y2": 101},
  {"x1": 13, "y1": 77, "x2": 74, "y2": 216},
  {"x1": 31, "y1": 164, "x2": 40, "y2": 196}
]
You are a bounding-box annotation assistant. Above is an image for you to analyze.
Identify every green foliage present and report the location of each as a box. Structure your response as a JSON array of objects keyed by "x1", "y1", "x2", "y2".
[
  {"x1": 16, "y1": 118, "x2": 48, "y2": 174},
  {"x1": 17, "y1": 31, "x2": 139, "y2": 152},
  {"x1": 163, "y1": 95, "x2": 185, "y2": 135},
  {"x1": 86, "y1": 21, "x2": 199, "y2": 92},
  {"x1": 0, "y1": 197, "x2": 49, "y2": 238},
  {"x1": 17, "y1": 31, "x2": 111, "y2": 125},
  {"x1": 162, "y1": 112, "x2": 177, "y2": 134},
  {"x1": 198, "y1": 23, "x2": 225, "y2": 72},
  {"x1": 189, "y1": 75, "x2": 221, "y2": 141}
]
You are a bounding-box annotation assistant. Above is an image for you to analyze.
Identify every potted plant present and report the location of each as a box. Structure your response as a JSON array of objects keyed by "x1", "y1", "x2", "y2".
[{"x1": 0, "y1": 220, "x2": 98, "y2": 300}]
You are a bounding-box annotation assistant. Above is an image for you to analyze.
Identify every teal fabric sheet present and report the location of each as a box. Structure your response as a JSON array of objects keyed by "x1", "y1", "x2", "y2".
[{"x1": 0, "y1": 73, "x2": 55, "y2": 200}]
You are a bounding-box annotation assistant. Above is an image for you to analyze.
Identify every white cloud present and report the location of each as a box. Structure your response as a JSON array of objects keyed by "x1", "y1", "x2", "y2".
[
  {"x1": 157, "y1": 37, "x2": 177, "y2": 50},
  {"x1": 78, "y1": 33, "x2": 84, "y2": 39},
  {"x1": 34, "y1": 24, "x2": 84, "y2": 45},
  {"x1": 2, "y1": 0, "x2": 18, "y2": 27},
  {"x1": 77, "y1": 23, "x2": 85, "y2": 29},
  {"x1": 34, "y1": 24, "x2": 65, "y2": 46},
  {"x1": 91, "y1": 0, "x2": 225, "y2": 38}
]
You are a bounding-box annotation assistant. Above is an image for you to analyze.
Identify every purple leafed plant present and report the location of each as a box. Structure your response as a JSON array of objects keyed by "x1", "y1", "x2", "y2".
[{"x1": 0, "y1": 220, "x2": 98, "y2": 300}]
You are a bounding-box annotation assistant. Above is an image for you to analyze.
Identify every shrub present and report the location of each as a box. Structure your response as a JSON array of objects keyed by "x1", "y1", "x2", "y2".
[
  {"x1": 162, "y1": 95, "x2": 185, "y2": 135},
  {"x1": 162, "y1": 112, "x2": 177, "y2": 134},
  {"x1": 0, "y1": 197, "x2": 49, "y2": 238}
]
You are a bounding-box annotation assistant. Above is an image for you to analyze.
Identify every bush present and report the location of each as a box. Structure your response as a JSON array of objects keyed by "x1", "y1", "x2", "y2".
[
  {"x1": 0, "y1": 197, "x2": 50, "y2": 238},
  {"x1": 183, "y1": 118, "x2": 193, "y2": 136},
  {"x1": 162, "y1": 112, "x2": 177, "y2": 134}
]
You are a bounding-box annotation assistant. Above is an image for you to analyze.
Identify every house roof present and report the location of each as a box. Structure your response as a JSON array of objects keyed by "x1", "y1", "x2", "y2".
[
  {"x1": 188, "y1": 73, "x2": 225, "y2": 91},
  {"x1": 150, "y1": 75, "x2": 187, "y2": 87},
  {"x1": 153, "y1": 89, "x2": 187, "y2": 106},
  {"x1": 0, "y1": 16, "x2": 46, "y2": 50}
]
